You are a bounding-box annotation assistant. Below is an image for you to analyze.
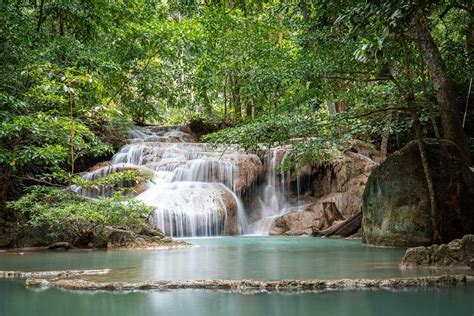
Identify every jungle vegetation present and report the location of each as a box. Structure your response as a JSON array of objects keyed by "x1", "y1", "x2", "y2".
[{"x1": 1, "y1": 1, "x2": 473, "y2": 233}]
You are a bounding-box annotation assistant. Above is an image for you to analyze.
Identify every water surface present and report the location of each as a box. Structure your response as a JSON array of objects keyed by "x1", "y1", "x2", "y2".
[
  {"x1": 0, "y1": 237, "x2": 463, "y2": 281},
  {"x1": 1, "y1": 237, "x2": 473, "y2": 316},
  {"x1": 0, "y1": 280, "x2": 473, "y2": 316}
]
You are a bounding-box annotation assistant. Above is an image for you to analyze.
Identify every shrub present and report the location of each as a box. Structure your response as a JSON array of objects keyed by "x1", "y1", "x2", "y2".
[{"x1": 7, "y1": 186, "x2": 154, "y2": 236}]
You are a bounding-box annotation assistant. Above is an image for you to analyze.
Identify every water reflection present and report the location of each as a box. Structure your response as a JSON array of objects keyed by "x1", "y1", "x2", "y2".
[{"x1": 1, "y1": 281, "x2": 473, "y2": 316}]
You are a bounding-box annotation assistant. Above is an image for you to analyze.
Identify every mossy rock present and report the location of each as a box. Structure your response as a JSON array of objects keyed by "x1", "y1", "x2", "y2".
[
  {"x1": 402, "y1": 235, "x2": 474, "y2": 267},
  {"x1": 362, "y1": 139, "x2": 474, "y2": 247},
  {"x1": 5, "y1": 220, "x2": 169, "y2": 249}
]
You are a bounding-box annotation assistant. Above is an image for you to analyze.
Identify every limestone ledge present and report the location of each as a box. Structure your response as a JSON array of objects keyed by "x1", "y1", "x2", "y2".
[
  {"x1": 0, "y1": 241, "x2": 194, "y2": 254},
  {"x1": 25, "y1": 275, "x2": 467, "y2": 292},
  {"x1": 1, "y1": 269, "x2": 110, "y2": 278}
]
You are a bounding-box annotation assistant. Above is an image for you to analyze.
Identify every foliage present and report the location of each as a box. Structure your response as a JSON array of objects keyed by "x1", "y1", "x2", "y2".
[
  {"x1": 0, "y1": 115, "x2": 112, "y2": 190},
  {"x1": 1, "y1": 0, "x2": 473, "y2": 208},
  {"x1": 73, "y1": 169, "x2": 153, "y2": 194},
  {"x1": 7, "y1": 186, "x2": 154, "y2": 232},
  {"x1": 202, "y1": 0, "x2": 472, "y2": 168}
]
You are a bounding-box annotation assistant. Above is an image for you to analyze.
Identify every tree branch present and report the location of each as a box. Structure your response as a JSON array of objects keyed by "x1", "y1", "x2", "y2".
[{"x1": 12, "y1": 175, "x2": 67, "y2": 187}]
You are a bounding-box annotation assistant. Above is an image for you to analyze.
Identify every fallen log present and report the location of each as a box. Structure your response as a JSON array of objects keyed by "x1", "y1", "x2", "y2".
[{"x1": 313, "y1": 211, "x2": 362, "y2": 237}]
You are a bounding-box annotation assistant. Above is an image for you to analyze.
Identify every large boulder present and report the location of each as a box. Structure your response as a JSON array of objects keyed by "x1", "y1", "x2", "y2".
[
  {"x1": 362, "y1": 139, "x2": 474, "y2": 247},
  {"x1": 270, "y1": 202, "x2": 344, "y2": 236}
]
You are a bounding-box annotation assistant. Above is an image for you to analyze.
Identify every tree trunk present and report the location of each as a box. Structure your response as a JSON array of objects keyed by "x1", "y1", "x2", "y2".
[
  {"x1": 0, "y1": 165, "x2": 11, "y2": 214},
  {"x1": 412, "y1": 9, "x2": 470, "y2": 163},
  {"x1": 59, "y1": 10, "x2": 65, "y2": 36},
  {"x1": 313, "y1": 211, "x2": 362, "y2": 238},
  {"x1": 413, "y1": 116, "x2": 442, "y2": 244},
  {"x1": 223, "y1": 77, "x2": 227, "y2": 122},
  {"x1": 402, "y1": 32, "x2": 442, "y2": 244},
  {"x1": 68, "y1": 92, "x2": 75, "y2": 189},
  {"x1": 246, "y1": 98, "x2": 254, "y2": 118},
  {"x1": 380, "y1": 129, "x2": 389, "y2": 162},
  {"x1": 231, "y1": 73, "x2": 241, "y2": 118},
  {"x1": 419, "y1": 55, "x2": 441, "y2": 139},
  {"x1": 36, "y1": 0, "x2": 45, "y2": 32},
  {"x1": 466, "y1": 4, "x2": 474, "y2": 77},
  {"x1": 335, "y1": 100, "x2": 347, "y2": 136}
]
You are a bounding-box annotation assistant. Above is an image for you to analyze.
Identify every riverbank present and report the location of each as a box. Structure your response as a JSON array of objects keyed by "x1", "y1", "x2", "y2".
[{"x1": 0, "y1": 241, "x2": 194, "y2": 254}]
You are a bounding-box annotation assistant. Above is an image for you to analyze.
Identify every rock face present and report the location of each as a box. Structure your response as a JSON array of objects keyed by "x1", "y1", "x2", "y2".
[
  {"x1": 402, "y1": 235, "x2": 474, "y2": 268},
  {"x1": 260, "y1": 146, "x2": 378, "y2": 212},
  {"x1": 246, "y1": 145, "x2": 378, "y2": 236},
  {"x1": 313, "y1": 151, "x2": 379, "y2": 218},
  {"x1": 234, "y1": 154, "x2": 262, "y2": 193},
  {"x1": 362, "y1": 139, "x2": 474, "y2": 247}
]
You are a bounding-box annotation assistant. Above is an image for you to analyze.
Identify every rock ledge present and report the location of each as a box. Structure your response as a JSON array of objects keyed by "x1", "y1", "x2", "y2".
[
  {"x1": 402, "y1": 235, "x2": 474, "y2": 268},
  {"x1": 25, "y1": 275, "x2": 467, "y2": 292}
]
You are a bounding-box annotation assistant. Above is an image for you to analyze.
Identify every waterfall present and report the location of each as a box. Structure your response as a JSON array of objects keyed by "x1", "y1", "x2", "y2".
[
  {"x1": 74, "y1": 125, "x2": 306, "y2": 237},
  {"x1": 74, "y1": 126, "x2": 251, "y2": 237},
  {"x1": 247, "y1": 148, "x2": 303, "y2": 235}
]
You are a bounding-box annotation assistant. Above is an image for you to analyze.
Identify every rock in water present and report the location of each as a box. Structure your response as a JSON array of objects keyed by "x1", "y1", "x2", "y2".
[
  {"x1": 270, "y1": 202, "x2": 344, "y2": 236},
  {"x1": 401, "y1": 234, "x2": 474, "y2": 267},
  {"x1": 362, "y1": 139, "x2": 474, "y2": 247}
]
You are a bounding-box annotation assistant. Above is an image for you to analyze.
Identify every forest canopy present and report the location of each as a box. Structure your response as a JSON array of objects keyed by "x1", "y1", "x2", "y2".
[{"x1": 1, "y1": 0, "x2": 473, "y2": 210}]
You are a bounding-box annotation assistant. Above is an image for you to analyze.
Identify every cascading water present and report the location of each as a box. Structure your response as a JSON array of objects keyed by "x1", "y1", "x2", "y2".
[
  {"x1": 247, "y1": 148, "x2": 305, "y2": 235},
  {"x1": 74, "y1": 126, "x2": 253, "y2": 237},
  {"x1": 74, "y1": 125, "x2": 306, "y2": 237}
]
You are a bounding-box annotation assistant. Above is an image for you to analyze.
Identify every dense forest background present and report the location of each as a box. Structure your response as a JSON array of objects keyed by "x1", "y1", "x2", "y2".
[{"x1": 1, "y1": 0, "x2": 473, "y2": 219}]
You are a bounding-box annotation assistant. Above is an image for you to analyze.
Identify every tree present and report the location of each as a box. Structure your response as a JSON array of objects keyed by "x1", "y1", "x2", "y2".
[{"x1": 412, "y1": 8, "x2": 470, "y2": 162}]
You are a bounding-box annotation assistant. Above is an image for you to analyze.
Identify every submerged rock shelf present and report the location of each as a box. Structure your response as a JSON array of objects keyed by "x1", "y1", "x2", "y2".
[
  {"x1": 1, "y1": 269, "x2": 110, "y2": 278},
  {"x1": 25, "y1": 275, "x2": 467, "y2": 292}
]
